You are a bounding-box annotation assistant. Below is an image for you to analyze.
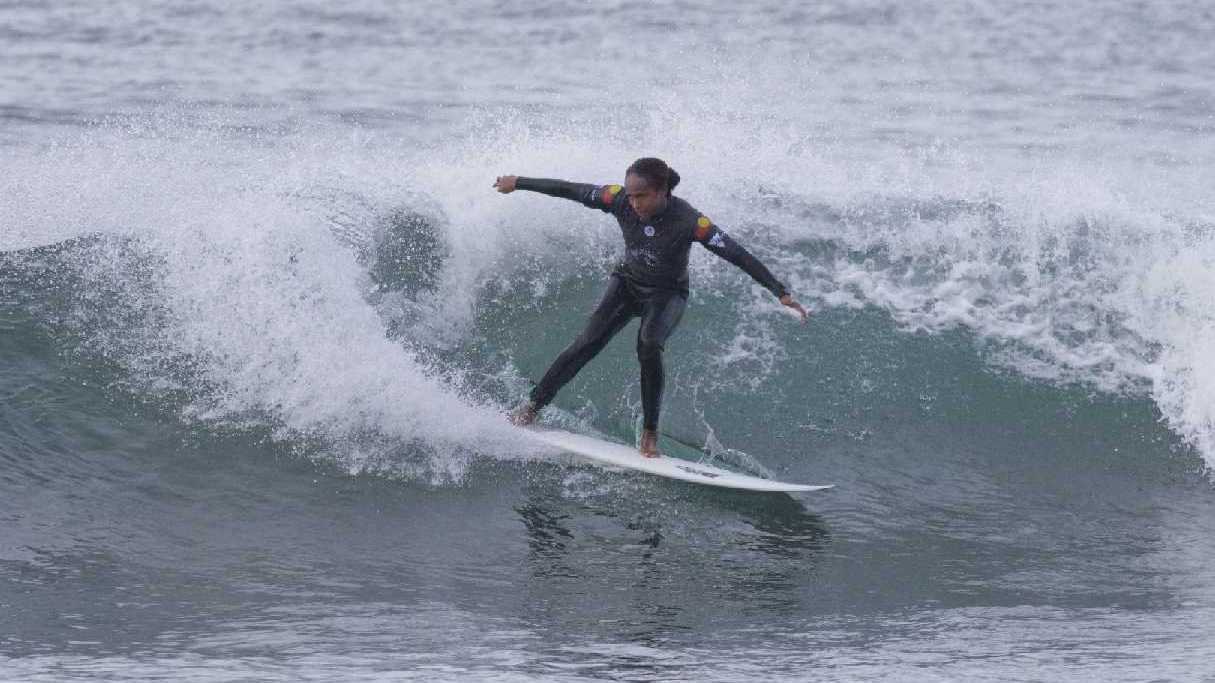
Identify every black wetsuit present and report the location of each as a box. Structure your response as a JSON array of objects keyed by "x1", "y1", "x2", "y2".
[{"x1": 517, "y1": 177, "x2": 788, "y2": 431}]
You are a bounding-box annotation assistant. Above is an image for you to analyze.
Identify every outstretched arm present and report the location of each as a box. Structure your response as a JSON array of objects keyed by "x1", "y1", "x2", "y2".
[
  {"x1": 695, "y1": 217, "x2": 809, "y2": 323},
  {"x1": 494, "y1": 175, "x2": 621, "y2": 213}
]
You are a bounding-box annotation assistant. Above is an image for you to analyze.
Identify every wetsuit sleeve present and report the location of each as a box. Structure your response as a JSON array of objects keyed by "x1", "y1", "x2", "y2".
[
  {"x1": 693, "y1": 215, "x2": 789, "y2": 299},
  {"x1": 514, "y1": 177, "x2": 623, "y2": 214}
]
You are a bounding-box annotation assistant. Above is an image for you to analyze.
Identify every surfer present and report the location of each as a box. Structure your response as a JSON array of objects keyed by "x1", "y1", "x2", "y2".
[{"x1": 496, "y1": 158, "x2": 808, "y2": 457}]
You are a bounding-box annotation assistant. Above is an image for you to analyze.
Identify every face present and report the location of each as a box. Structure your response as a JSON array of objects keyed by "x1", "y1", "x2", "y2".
[{"x1": 625, "y1": 173, "x2": 667, "y2": 221}]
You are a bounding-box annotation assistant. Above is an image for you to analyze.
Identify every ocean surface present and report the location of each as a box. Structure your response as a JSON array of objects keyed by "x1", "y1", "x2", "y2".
[{"x1": 3, "y1": 1, "x2": 1215, "y2": 680}]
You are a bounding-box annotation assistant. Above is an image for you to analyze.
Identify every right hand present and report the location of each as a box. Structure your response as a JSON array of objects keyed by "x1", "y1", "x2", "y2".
[{"x1": 494, "y1": 175, "x2": 518, "y2": 193}]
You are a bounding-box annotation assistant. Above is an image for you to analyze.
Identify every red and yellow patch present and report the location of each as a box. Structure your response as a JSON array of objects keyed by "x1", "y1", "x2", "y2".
[
  {"x1": 600, "y1": 184, "x2": 622, "y2": 205},
  {"x1": 694, "y1": 215, "x2": 713, "y2": 240}
]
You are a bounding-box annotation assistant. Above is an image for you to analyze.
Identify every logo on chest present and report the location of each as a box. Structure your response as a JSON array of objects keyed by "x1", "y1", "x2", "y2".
[{"x1": 643, "y1": 225, "x2": 655, "y2": 237}]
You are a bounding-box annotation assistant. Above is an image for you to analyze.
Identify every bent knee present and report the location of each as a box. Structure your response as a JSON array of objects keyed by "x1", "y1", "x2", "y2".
[{"x1": 636, "y1": 339, "x2": 664, "y2": 361}]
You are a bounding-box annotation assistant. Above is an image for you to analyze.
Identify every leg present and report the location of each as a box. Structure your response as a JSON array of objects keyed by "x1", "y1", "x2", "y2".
[
  {"x1": 528, "y1": 275, "x2": 638, "y2": 411},
  {"x1": 636, "y1": 290, "x2": 687, "y2": 434}
]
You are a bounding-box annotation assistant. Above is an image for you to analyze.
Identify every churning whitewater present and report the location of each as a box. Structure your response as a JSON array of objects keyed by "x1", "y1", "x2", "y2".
[{"x1": 4, "y1": 114, "x2": 1214, "y2": 473}]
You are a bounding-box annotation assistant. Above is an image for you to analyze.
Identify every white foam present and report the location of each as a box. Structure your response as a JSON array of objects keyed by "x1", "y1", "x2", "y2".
[
  {"x1": 1, "y1": 123, "x2": 527, "y2": 481},
  {"x1": 6, "y1": 99, "x2": 1215, "y2": 472}
]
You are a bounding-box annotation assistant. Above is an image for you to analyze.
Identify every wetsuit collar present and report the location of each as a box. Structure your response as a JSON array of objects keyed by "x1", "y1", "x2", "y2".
[{"x1": 648, "y1": 195, "x2": 673, "y2": 222}]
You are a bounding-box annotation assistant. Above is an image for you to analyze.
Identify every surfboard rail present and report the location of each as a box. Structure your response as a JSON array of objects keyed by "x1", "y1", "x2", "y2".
[{"x1": 525, "y1": 427, "x2": 832, "y2": 493}]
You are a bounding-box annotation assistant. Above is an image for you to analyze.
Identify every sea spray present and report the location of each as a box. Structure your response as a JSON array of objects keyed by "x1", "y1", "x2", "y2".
[{"x1": 4, "y1": 103, "x2": 1214, "y2": 471}]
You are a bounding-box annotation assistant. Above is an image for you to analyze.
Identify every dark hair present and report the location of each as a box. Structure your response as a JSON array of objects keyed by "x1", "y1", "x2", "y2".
[{"x1": 626, "y1": 157, "x2": 681, "y2": 196}]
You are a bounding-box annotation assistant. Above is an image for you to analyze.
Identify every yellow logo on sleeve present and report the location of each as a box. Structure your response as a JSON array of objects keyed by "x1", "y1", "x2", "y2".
[
  {"x1": 600, "y1": 184, "x2": 623, "y2": 205},
  {"x1": 697, "y1": 216, "x2": 711, "y2": 228}
]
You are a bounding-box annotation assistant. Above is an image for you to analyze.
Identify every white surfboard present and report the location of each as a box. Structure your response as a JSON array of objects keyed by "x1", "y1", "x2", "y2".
[{"x1": 526, "y1": 428, "x2": 832, "y2": 493}]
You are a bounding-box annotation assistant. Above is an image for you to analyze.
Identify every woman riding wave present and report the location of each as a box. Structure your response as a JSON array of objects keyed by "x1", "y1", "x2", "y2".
[{"x1": 495, "y1": 157, "x2": 807, "y2": 457}]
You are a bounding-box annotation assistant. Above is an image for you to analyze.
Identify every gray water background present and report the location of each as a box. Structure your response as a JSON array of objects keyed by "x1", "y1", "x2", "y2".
[{"x1": 3, "y1": 1, "x2": 1215, "y2": 680}]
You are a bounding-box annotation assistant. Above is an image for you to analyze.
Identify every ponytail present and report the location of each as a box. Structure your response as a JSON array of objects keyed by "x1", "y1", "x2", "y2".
[{"x1": 627, "y1": 157, "x2": 680, "y2": 196}]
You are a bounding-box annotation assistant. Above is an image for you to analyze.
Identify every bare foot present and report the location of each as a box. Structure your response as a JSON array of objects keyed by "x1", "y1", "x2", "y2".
[
  {"x1": 509, "y1": 401, "x2": 538, "y2": 426},
  {"x1": 639, "y1": 429, "x2": 661, "y2": 458}
]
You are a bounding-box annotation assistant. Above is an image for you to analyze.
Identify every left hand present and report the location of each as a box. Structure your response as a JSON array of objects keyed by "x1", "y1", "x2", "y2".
[{"x1": 780, "y1": 294, "x2": 809, "y2": 323}]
